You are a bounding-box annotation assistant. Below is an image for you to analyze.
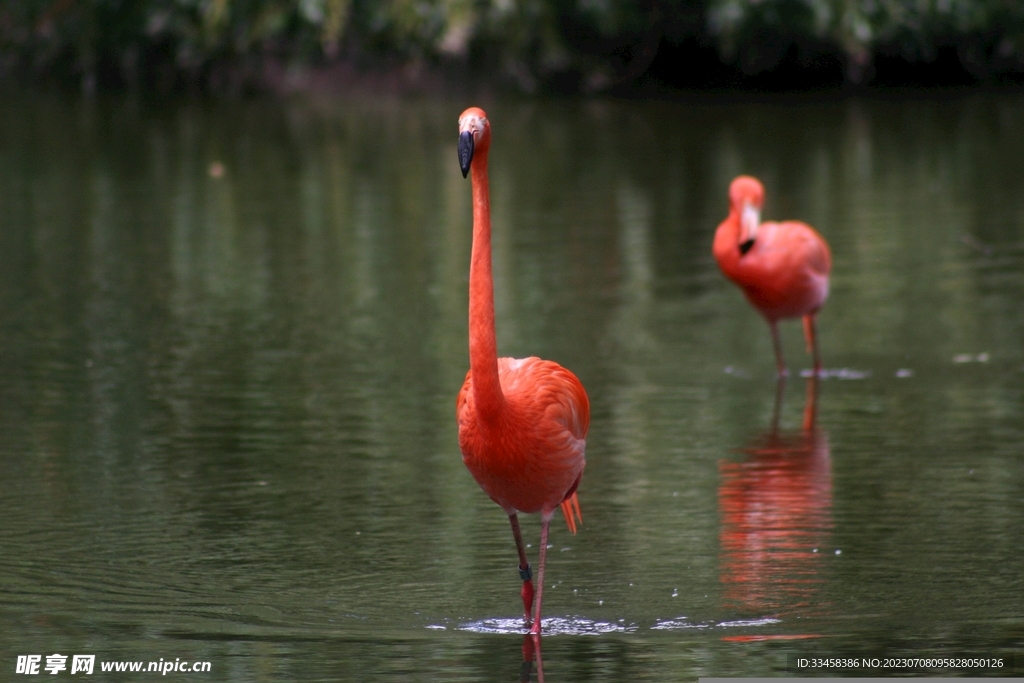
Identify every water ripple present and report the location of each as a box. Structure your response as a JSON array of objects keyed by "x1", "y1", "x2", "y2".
[
  {"x1": 652, "y1": 617, "x2": 781, "y2": 630},
  {"x1": 457, "y1": 616, "x2": 638, "y2": 635}
]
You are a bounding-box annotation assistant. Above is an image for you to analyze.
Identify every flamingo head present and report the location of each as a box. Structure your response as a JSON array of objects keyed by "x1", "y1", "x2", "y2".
[
  {"x1": 729, "y1": 175, "x2": 764, "y2": 256},
  {"x1": 458, "y1": 107, "x2": 490, "y2": 178}
]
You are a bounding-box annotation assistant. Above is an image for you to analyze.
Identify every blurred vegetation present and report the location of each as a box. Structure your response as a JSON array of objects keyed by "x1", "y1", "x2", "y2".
[{"x1": 1, "y1": 0, "x2": 1023, "y2": 93}]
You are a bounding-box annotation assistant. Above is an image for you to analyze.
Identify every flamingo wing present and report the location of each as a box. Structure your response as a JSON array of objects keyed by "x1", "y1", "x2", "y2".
[
  {"x1": 730, "y1": 221, "x2": 831, "y2": 319},
  {"x1": 457, "y1": 356, "x2": 589, "y2": 531},
  {"x1": 789, "y1": 221, "x2": 831, "y2": 278}
]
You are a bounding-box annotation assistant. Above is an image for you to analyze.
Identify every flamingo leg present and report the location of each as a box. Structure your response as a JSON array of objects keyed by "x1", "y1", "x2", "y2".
[
  {"x1": 803, "y1": 313, "x2": 821, "y2": 375},
  {"x1": 769, "y1": 320, "x2": 787, "y2": 377},
  {"x1": 521, "y1": 634, "x2": 545, "y2": 683},
  {"x1": 520, "y1": 635, "x2": 534, "y2": 682},
  {"x1": 802, "y1": 375, "x2": 819, "y2": 433},
  {"x1": 529, "y1": 516, "x2": 551, "y2": 635},
  {"x1": 509, "y1": 514, "x2": 535, "y2": 624},
  {"x1": 770, "y1": 374, "x2": 786, "y2": 436},
  {"x1": 533, "y1": 634, "x2": 545, "y2": 683}
]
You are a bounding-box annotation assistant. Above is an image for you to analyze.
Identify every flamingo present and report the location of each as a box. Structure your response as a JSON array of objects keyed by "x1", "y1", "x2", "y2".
[
  {"x1": 713, "y1": 176, "x2": 832, "y2": 376},
  {"x1": 455, "y1": 107, "x2": 589, "y2": 636}
]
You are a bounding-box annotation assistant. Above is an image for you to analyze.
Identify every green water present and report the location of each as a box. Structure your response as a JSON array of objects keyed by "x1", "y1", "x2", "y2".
[{"x1": 0, "y1": 92, "x2": 1022, "y2": 681}]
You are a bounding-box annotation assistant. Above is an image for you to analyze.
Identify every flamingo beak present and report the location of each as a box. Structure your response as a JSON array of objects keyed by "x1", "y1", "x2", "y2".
[
  {"x1": 458, "y1": 131, "x2": 474, "y2": 178},
  {"x1": 739, "y1": 203, "x2": 760, "y2": 255}
]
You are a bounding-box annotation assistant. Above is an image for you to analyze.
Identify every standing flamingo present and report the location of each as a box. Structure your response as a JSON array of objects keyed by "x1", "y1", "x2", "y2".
[
  {"x1": 713, "y1": 176, "x2": 832, "y2": 376},
  {"x1": 455, "y1": 107, "x2": 589, "y2": 636}
]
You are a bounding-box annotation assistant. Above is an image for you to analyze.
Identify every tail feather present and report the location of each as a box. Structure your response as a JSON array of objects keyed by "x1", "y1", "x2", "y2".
[{"x1": 560, "y1": 492, "x2": 583, "y2": 534}]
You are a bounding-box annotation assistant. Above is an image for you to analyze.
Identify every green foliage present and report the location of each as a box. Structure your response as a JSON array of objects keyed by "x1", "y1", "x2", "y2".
[{"x1": 0, "y1": 0, "x2": 1022, "y2": 92}]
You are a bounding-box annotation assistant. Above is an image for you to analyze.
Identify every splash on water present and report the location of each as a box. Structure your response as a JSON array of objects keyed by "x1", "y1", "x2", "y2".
[
  {"x1": 800, "y1": 368, "x2": 870, "y2": 380},
  {"x1": 953, "y1": 353, "x2": 989, "y2": 363},
  {"x1": 718, "y1": 618, "x2": 782, "y2": 628},
  {"x1": 652, "y1": 616, "x2": 781, "y2": 630},
  {"x1": 651, "y1": 617, "x2": 710, "y2": 630},
  {"x1": 457, "y1": 616, "x2": 638, "y2": 635}
]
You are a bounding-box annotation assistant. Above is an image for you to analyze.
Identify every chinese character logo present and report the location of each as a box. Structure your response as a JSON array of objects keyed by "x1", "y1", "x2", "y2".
[
  {"x1": 16, "y1": 656, "x2": 42, "y2": 675},
  {"x1": 71, "y1": 656, "x2": 95, "y2": 675}
]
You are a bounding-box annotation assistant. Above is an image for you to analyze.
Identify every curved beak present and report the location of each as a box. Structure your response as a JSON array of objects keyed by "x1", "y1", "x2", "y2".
[
  {"x1": 458, "y1": 131, "x2": 474, "y2": 178},
  {"x1": 739, "y1": 202, "x2": 760, "y2": 255}
]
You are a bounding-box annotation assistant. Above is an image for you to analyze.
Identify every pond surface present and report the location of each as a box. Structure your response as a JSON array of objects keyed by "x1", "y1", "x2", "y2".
[{"x1": 0, "y1": 91, "x2": 1022, "y2": 681}]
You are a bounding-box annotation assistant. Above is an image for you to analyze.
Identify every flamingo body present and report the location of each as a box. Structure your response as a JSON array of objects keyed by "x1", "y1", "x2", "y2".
[
  {"x1": 713, "y1": 176, "x2": 832, "y2": 374},
  {"x1": 456, "y1": 107, "x2": 588, "y2": 634},
  {"x1": 714, "y1": 219, "x2": 830, "y2": 320},
  {"x1": 458, "y1": 356, "x2": 588, "y2": 518}
]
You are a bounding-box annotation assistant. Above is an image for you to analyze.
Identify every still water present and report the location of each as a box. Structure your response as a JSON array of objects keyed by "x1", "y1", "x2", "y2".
[{"x1": 0, "y1": 91, "x2": 1022, "y2": 681}]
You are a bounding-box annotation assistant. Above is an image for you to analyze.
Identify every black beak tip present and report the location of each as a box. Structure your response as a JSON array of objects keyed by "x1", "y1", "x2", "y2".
[
  {"x1": 458, "y1": 131, "x2": 474, "y2": 178},
  {"x1": 739, "y1": 239, "x2": 755, "y2": 255}
]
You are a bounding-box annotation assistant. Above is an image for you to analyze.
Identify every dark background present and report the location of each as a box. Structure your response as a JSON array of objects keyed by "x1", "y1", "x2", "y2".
[{"x1": 1, "y1": 0, "x2": 1022, "y2": 96}]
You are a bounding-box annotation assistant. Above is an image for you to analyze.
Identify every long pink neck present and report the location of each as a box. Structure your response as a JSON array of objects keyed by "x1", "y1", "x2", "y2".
[{"x1": 468, "y1": 147, "x2": 504, "y2": 421}]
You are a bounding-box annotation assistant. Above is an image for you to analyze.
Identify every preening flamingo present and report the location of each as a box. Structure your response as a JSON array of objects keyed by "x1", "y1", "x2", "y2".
[
  {"x1": 713, "y1": 176, "x2": 832, "y2": 376},
  {"x1": 455, "y1": 107, "x2": 589, "y2": 636}
]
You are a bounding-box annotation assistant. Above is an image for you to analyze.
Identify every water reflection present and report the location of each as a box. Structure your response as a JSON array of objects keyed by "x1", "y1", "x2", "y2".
[
  {"x1": 718, "y1": 378, "x2": 833, "y2": 619},
  {"x1": 0, "y1": 94, "x2": 1023, "y2": 680},
  {"x1": 521, "y1": 635, "x2": 543, "y2": 683}
]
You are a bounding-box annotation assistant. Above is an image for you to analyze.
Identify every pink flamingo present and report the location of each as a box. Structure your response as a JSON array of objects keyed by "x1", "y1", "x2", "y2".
[
  {"x1": 455, "y1": 107, "x2": 589, "y2": 636},
  {"x1": 713, "y1": 176, "x2": 832, "y2": 376}
]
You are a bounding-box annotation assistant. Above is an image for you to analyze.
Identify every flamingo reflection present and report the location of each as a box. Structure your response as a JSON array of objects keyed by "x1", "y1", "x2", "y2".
[
  {"x1": 521, "y1": 634, "x2": 545, "y2": 682},
  {"x1": 718, "y1": 378, "x2": 833, "y2": 618}
]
